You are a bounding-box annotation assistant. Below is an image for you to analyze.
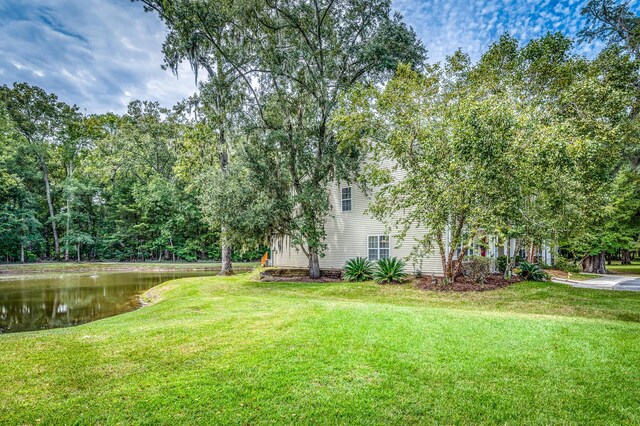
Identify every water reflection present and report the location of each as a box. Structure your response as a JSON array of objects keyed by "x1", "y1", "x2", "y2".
[{"x1": 0, "y1": 271, "x2": 218, "y2": 333}]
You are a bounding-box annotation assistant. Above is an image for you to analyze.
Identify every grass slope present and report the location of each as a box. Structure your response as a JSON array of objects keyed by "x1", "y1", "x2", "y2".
[{"x1": 2, "y1": 275, "x2": 640, "y2": 424}]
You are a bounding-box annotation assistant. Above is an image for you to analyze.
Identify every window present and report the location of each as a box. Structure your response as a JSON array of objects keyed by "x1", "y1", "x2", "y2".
[
  {"x1": 454, "y1": 241, "x2": 473, "y2": 259},
  {"x1": 341, "y1": 187, "x2": 352, "y2": 212},
  {"x1": 518, "y1": 248, "x2": 526, "y2": 259},
  {"x1": 368, "y1": 235, "x2": 390, "y2": 261}
]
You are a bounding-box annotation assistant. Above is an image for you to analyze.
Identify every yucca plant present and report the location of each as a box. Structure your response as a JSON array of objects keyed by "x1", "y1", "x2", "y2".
[
  {"x1": 518, "y1": 261, "x2": 549, "y2": 282},
  {"x1": 344, "y1": 257, "x2": 375, "y2": 282},
  {"x1": 373, "y1": 257, "x2": 407, "y2": 284}
]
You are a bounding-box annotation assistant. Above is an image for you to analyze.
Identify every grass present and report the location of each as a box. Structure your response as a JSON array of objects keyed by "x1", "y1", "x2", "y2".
[
  {"x1": 0, "y1": 261, "x2": 260, "y2": 274},
  {"x1": 608, "y1": 261, "x2": 640, "y2": 276},
  {"x1": 545, "y1": 269, "x2": 602, "y2": 281},
  {"x1": 2, "y1": 274, "x2": 640, "y2": 424}
]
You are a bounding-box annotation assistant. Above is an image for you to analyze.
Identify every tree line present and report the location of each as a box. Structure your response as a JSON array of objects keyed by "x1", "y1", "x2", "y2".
[
  {"x1": 1, "y1": 0, "x2": 638, "y2": 279},
  {"x1": 0, "y1": 90, "x2": 263, "y2": 264}
]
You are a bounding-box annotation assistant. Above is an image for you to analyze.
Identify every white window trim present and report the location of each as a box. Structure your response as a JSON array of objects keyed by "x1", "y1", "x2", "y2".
[
  {"x1": 367, "y1": 234, "x2": 390, "y2": 261},
  {"x1": 341, "y1": 186, "x2": 352, "y2": 212}
]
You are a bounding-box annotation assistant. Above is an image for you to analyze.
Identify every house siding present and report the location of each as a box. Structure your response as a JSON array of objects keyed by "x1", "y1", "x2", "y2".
[{"x1": 271, "y1": 182, "x2": 444, "y2": 275}]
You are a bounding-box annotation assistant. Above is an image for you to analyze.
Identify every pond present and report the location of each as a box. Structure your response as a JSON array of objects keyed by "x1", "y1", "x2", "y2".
[{"x1": 0, "y1": 271, "x2": 220, "y2": 334}]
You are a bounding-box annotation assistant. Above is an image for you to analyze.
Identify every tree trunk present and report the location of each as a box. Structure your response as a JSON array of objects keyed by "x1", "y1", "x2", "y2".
[
  {"x1": 65, "y1": 197, "x2": 70, "y2": 261},
  {"x1": 621, "y1": 249, "x2": 632, "y2": 265},
  {"x1": 21, "y1": 243, "x2": 25, "y2": 263},
  {"x1": 77, "y1": 243, "x2": 81, "y2": 262},
  {"x1": 217, "y1": 124, "x2": 234, "y2": 276},
  {"x1": 42, "y1": 163, "x2": 60, "y2": 258},
  {"x1": 581, "y1": 251, "x2": 608, "y2": 274},
  {"x1": 309, "y1": 246, "x2": 321, "y2": 279},
  {"x1": 504, "y1": 240, "x2": 522, "y2": 280},
  {"x1": 219, "y1": 226, "x2": 234, "y2": 275},
  {"x1": 220, "y1": 245, "x2": 233, "y2": 275}
]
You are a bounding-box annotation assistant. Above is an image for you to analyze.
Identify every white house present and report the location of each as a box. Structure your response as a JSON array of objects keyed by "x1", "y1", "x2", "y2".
[{"x1": 271, "y1": 182, "x2": 554, "y2": 274}]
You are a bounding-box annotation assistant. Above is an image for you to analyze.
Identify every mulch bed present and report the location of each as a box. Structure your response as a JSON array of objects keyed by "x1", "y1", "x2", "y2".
[
  {"x1": 414, "y1": 273, "x2": 522, "y2": 292},
  {"x1": 260, "y1": 268, "x2": 343, "y2": 283}
]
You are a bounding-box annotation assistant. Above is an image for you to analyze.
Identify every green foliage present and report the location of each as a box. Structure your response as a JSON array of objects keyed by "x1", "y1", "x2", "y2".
[
  {"x1": 496, "y1": 255, "x2": 508, "y2": 274},
  {"x1": 580, "y1": 0, "x2": 640, "y2": 57},
  {"x1": 335, "y1": 61, "x2": 528, "y2": 282},
  {"x1": 554, "y1": 255, "x2": 580, "y2": 273},
  {"x1": 518, "y1": 262, "x2": 550, "y2": 282},
  {"x1": 343, "y1": 257, "x2": 375, "y2": 282},
  {"x1": 140, "y1": 0, "x2": 426, "y2": 277},
  {"x1": 461, "y1": 256, "x2": 492, "y2": 283},
  {"x1": 373, "y1": 257, "x2": 407, "y2": 284},
  {"x1": 0, "y1": 89, "x2": 225, "y2": 263}
]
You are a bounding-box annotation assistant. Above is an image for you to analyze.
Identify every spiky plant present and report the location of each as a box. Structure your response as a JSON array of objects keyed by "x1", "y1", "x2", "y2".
[
  {"x1": 518, "y1": 261, "x2": 549, "y2": 282},
  {"x1": 344, "y1": 257, "x2": 375, "y2": 282},
  {"x1": 373, "y1": 257, "x2": 407, "y2": 284}
]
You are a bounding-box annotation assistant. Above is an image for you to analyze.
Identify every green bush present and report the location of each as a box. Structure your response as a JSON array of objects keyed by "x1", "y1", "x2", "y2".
[
  {"x1": 461, "y1": 256, "x2": 492, "y2": 283},
  {"x1": 496, "y1": 255, "x2": 508, "y2": 273},
  {"x1": 344, "y1": 257, "x2": 375, "y2": 282},
  {"x1": 373, "y1": 257, "x2": 407, "y2": 284},
  {"x1": 553, "y1": 255, "x2": 579, "y2": 273},
  {"x1": 518, "y1": 261, "x2": 549, "y2": 282}
]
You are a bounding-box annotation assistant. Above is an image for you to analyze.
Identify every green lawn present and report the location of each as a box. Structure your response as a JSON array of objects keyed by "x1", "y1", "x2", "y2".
[
  {"x1": 608, "y1": 261, "x2": 640, "y2": 276},
  {"x1": 2, "y1": 274, "x2": 640, "y2": 424},
  {"x1": 546, "y1": 269, "x2": 602, "y2": 281}
]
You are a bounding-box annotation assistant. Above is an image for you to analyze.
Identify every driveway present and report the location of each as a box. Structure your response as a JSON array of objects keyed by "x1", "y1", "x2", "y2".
[{"x1": 566, "y1": 275, "x2": 640, "y2": 291}]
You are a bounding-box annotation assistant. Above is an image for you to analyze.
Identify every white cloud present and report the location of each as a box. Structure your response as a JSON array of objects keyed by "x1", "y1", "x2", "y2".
[
  {"x1": 393, "y1": 0, "x2": 609, "y2": 64},
  {"x1": 9, "y1": 60, "x2": 27, "y2": 70},
  {"x1": 0, "y1": 0, "x2": 632, "y2": 114},
  {"x1": 0, "y1": 0, "x2": 197, "y2": 113}
]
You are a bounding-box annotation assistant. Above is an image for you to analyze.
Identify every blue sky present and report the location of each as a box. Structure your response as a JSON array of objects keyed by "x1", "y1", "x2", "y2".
[{"x1": 0, "y1": 0, "x2": 627, "y2": 114}]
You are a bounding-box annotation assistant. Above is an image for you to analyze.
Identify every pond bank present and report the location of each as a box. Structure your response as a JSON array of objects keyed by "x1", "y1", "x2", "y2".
[
  {"x1": 0, "y1": 261, "x2": 259, "y2": 275},
  {"x1": 0, "y1": 270, "x2": 226, "y2": 333}
]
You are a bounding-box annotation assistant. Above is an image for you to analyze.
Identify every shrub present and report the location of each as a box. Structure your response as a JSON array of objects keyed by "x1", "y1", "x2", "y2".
[
  {"x1": 496, "y1": 255, "x2": 508, "y2": 273},
  {"x1": 518, "y1": 261, "x2": 549, "y2": 281},
  {"x1": 553, "y1": 255, "x2": 579, "y2": 273},
  {"x1": 373, "y1": 257, "x2": 407, "y2": 283},
  {"x1": 461, "y1": 256, "x2": 492, "y2": 283},
  {"x1": 344, "y1": 257, "x2": 375, "y2": 282}
]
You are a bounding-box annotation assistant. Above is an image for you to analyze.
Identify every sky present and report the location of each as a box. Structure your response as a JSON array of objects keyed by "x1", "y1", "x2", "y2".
[{"x1": 0, "y1": 0, "x2": 627, "y2": 114}]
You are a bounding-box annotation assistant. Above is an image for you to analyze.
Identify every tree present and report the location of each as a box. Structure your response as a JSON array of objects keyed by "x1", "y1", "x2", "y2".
[
  {"x1": 469, "y1": 32, "x2": 639, "y2": 274},
  {"x1": 139, "y1": 0, "x2": 252, "y2": 275},
  {"x1": 580, "y1": 0, "x2": 640, "y2": 58},
  {"x1": 253, "y1": 0, "x2": 426, "y2": 278},
  {"x1": 139, "y1": 0, "x2": 425, "y2": 278},
  {"x1": 58, "y1": 109, "x2": 93, "y2": 261},
  {"x1": 0, "y1": 102, "x2": 42, "y2": 262},
  {"x1": 0, "y1": 83, "x2": 79, "y2": 259},
  {"x1": 334, "y1": 62, "x2": 525, "y2": 282}
]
